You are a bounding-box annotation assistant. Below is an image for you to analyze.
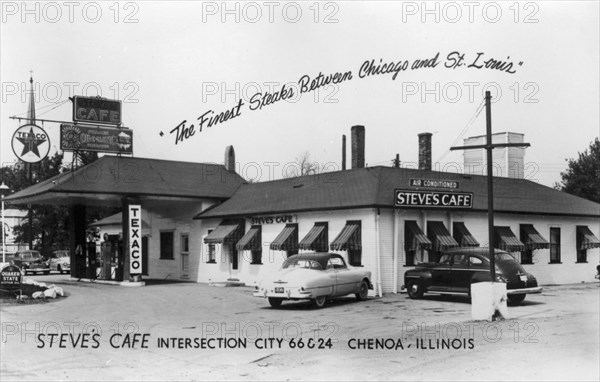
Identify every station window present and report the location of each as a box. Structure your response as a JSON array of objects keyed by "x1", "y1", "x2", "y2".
[
  {"x1": 549, "y1": 227, "x2": 561, "y2": 264},
  {"x1": 405, "y1": 250, "x2": 416, "y2": 266},
  {"x1": 521, "y1": 249, "x2": 533, "y2": 265},
  {"x1": 206, "y1": 230, "x2": 216, "y2": 263},
  {"x1": 160, "y1": 231, "x2": 174, "y2": 260}
]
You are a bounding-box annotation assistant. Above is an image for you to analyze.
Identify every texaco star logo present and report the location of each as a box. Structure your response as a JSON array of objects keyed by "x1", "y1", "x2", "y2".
[{"x1": 11, "y1": 124, "x2": 51, "y2": 163}]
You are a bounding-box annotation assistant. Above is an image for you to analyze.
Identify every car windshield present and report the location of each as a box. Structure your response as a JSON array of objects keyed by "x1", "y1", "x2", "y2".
[{"x1": 282, "y1": 259, "x2": 323, "y2": 270}]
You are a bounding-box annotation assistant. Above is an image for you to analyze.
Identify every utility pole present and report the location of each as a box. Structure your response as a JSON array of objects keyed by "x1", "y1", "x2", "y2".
[{"x1": 450, "y1": 91, "x2": 530, "y2": 282}]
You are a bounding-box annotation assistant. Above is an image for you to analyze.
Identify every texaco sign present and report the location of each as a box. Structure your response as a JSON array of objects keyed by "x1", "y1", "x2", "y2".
[{"x1": 11, "y1": 124, "x2": 51, "y2": 163}]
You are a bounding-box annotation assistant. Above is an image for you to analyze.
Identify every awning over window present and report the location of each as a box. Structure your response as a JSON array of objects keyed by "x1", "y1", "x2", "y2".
[
  {"x1": 577, "y1": 226, "x2": 600, "y2": 250},
  {"x1": 330, "y1": 222, "x2": 361, "y2": 251},
  {"x1": 521, "y1": 224, "x2": 549, "y2": 250},
  {"x1": 494, "y1": 226, "x2": 525, "y2": 252},
  {"x1": 405, "y1": 221, "x2": 432, "y2": 251},
  {"x1": 270, "y1": 224, "x2": 298, "y2": 251},
  {"x1": 299, "y1": 224, "x2": 327, "y2": 251},
  {"x1": 236, "y1": 226, "x2": 261, "y2": 251},
  {"x1": 453, "y1": 222, "x2": 480, "y2": 247},
  {"x1": 204, "y1": 222, "x2": 243, "y2": 244},
  {"x1": 427, "y1": 221, "x2": 459, "y2": 251}
]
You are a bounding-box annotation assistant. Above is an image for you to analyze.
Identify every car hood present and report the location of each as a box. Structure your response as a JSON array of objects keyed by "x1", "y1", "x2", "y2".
[{"x1": 259, "y1": 268, "x2": 324, "y2": 286}]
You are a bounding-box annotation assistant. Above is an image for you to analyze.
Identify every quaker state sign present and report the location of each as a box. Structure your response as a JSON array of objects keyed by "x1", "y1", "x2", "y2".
[{"x1": 11, "y1": 124, "x2": 51, "y2": 163}]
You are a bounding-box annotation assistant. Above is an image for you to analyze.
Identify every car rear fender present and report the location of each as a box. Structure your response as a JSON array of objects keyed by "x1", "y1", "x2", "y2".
[{"x1": 404, "y1": 270, "x2": 433, "y2": 288}]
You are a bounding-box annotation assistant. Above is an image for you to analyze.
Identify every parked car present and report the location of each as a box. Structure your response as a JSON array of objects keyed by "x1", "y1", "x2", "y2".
[
  {"x1": 253, "y1": 252, "x2": 373, "y2": 308},
  {"x1": 11, "y1": 250, "x2": 50, "y2": 275},
  {"x1": 47, "y1": 250, "x2": 71, "y2": 274},
  {"x1": 404, "y1": 247, "x2": 542, "y2": 305}
]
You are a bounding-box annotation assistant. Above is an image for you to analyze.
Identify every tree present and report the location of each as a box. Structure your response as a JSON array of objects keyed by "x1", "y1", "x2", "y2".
[
  {"x1": 556, "y1": 138, "x2": 600, "y2": 203},
  {"x1": 285, "y1": 151, "x2": 321, "y2": 178}
]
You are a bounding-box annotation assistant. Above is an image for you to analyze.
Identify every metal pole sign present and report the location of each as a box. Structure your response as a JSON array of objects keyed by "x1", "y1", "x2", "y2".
[
  {"x1": 73, "y1": 96, "x2": 122, "y2": 125},
  {"x1": 11, "y1": 124, "x2": 51, "y2": 163},
  {"x1": 128, "y1": 205, "x2": 142, "y2": 275}
]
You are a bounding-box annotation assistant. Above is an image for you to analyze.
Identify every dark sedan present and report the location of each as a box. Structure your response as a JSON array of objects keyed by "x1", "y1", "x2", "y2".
[{"x1": 404, "y1": 247, "x2": 542, "y2": 304}]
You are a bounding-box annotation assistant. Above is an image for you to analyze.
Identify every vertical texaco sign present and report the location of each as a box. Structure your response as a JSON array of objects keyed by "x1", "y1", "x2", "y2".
[{"x1": 129, "y1": 205, "x2": 142, "y2": 275}]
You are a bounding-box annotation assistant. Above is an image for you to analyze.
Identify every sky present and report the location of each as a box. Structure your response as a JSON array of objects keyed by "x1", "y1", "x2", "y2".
[{"x1": 1, "y1": 1, "x2": 599, "y2": 187}]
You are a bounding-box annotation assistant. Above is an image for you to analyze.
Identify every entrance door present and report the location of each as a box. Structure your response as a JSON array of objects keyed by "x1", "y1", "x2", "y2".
[
  {"x1": 142, "y1": 236, "x2": 149, "y2": 276},
  {"x1": 181, "y1": 234, "x2": 189, "y2": 279}
]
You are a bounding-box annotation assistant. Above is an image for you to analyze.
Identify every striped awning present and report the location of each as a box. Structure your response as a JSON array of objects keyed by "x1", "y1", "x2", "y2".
[
  {"x1": 494, "y1": 226, "x2": 525, "y2": 252},
  {"x1": 270, "y1": 224, "x2": 298, "y2": 251},
  {"x1": 299, "y1": 224, "x2": 327, "y2": 251},
  {"x1": 521, "y1": 224, "x2": 549, "y2": 250},
  {"x1": 427, "y1": 221, "x2": 459, "y2": 251},
  {"x1": 405, "y1": 221, "x2": 432, "y2": 251},
  {"x1": 204, "y1": 222, "x2": 243, "y2": 244},
  {"x1": 330, "y1": 223, "x2": 361, "y2": 251},
  {"x1": 236, "y1": 226, "x2": 261, "y2": 251},
  {"x1": 577, "y1": 226, "x2": 600, "y2": 250},
  {"x1": 453, "y1": 222, "x2": 480, "y2": 247}
]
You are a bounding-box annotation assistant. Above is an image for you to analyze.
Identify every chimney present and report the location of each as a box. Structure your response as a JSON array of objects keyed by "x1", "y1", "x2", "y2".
[
  {"x1": 418, "y1": 132, "x2": 432, "y2": 171},
  {"x1": 342, "y1": 135, "x2": 347, "y2": 170},
  {"x1": 351, "y1": 125, "x2": 365, "y2": 169},
  {"x1": 224, "y1": 145, "x2": 235, "y2": 172}
]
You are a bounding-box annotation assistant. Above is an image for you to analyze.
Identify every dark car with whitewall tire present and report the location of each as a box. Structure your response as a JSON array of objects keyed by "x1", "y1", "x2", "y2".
[
  {"x1": 403, "y1": 247, "x2": 542, "y2": 305},
  {"x1": 11, "y1": 250, "x2": 50, "y2": 275}
]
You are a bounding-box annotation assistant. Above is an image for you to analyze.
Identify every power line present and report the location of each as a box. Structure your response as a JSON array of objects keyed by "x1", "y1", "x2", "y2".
[{"x1": 436, "y1": 97, "x2": 486, "y2": 163}]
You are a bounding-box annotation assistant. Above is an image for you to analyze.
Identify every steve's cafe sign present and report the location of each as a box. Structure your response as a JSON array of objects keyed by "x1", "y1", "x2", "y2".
[{"x1": 395, "y1": 178, "x2": 473, "y2": 208}]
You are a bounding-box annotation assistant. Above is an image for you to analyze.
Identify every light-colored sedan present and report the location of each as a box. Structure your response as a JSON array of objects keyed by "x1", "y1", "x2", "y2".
[
  {"x1": 48, "y1": 250, "x2": 71, "y2": 274},
  {"x1": 253, "y1": 252, "x2": 373, "y2": 308}
]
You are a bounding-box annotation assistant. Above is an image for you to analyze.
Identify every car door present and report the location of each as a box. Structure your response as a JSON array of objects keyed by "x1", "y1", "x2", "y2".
[
  {"x1": 324, "y1": 258, "x2": 339, "y2": 295},
  {"x1": 330, "y1": 255, "x2": 354, "y2": 295},
  {"x1": 430, "y1": 254, "x2": 453, "y2": 291},
  {"x1": 448, "y1": 253, "x2": 470, "y2": 293}
]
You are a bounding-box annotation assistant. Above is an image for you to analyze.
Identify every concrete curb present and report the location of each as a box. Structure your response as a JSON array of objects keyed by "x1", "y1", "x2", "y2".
[{"x1": 70, "y1": 277, "x2": 146, "y2": 287}]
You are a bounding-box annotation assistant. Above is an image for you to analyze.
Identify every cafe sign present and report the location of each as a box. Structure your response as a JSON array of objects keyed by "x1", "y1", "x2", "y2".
[
  {"x1": 60, "y1": 124, "x2": 133, "y2": 154},
  {"x1": 395, "y1": 189, "x2": 473, "y2": 208},
  {"x1": 73, "y1": 96, "x2": 121, "y2": 125},
  {"x1": 250, "y1": 215, "x2": 295, "y2": 225}
]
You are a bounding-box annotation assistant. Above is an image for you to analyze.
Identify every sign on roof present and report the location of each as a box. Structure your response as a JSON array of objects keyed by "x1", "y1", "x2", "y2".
[
  {"x1": 73, "y1": 96, "x2": 121, "y2": 125},
  {"x1": 409, "y1": 178, "x2": 459, "y2": 189},
  {"x1": 395, "y1": 189, "x2": 473, "y2": 208},
  {"x1": 60, "y1": 124, "x2": 133, "y2": 154}
]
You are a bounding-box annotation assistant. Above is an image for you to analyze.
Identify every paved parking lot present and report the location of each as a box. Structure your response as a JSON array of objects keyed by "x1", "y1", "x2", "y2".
[{"x1": 1, "y1": 274, "x2": 599, "y2": 381}]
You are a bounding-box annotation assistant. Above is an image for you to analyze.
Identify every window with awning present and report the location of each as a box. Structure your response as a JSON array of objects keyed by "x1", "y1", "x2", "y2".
[
  {"x1": 520, "y1": 224, "x2": 550, "y2": 250},
  {"x1": 269, "y1": 224, "x2": 298, "y2": 252},
  {"x1": 330, "y1": 222, "x2": 361, "y2": 251},
  {"x1": 577, "y1": 226, "x2": 600, "y2": 250},
  {"x1": 453, "y1": 222, "x2": 480, "y2": 247},
  {"x1": 404, "y1": 221, "x2": 432, "y2": 251},
  {"x1": 203, "y1": 221, "x2": 243, "y2": 244},
  {"x1": 236, "y1": 226, "x2": 262, "y2": 251},
  {"x1": 427, "y1": 221, "x2": 459, "y2": 251},
  {"x1": 299, "y1": 222, "x2": 328, "y2": 252},
  {"x1": 494, "y1": 226, "x2": 525, "y2": 252}
]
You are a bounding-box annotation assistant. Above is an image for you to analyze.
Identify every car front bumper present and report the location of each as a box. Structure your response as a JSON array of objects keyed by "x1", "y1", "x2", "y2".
[{"x1": 507, "y1": 286, "x2": 542, "y2": 295}]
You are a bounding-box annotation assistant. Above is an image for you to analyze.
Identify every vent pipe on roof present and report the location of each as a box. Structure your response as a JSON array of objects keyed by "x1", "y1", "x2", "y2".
[
  {"x1": 342, "y1": 135, "x2": 347, "y2": 171},
  {"x1": 418, "y1": 132, "x2": 432, "y2": 171},
  {"x1": 224, "y1": 145, "x2": 235, "y2": 172},
  {"x1": 351, "y1": 125, "x2": 365, "y2": 169}
]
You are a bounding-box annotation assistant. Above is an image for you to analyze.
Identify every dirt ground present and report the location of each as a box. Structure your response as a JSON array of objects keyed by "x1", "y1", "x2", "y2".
[{"x1": 1, "y1": 275, "x2": 598, "y2": 381}]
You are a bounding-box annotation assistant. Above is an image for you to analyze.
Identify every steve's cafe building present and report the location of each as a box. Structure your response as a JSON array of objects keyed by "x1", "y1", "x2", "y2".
[{"x1": 6, "y1": 126, "x2": 600, "y2": 295}]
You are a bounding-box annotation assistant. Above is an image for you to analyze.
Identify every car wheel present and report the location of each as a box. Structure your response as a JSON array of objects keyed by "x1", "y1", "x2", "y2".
[
  {"x1": 508, "y1": 294, "x2": 526, "y2": 305},
  {"x1": 407, "y1": 281, "x2": 424, "y2": 299},
  {"x1": 355, "y1": 280, "x2": 369, "y2": 301},
  {"x1": 312, "y1": 295, "x2": 327, "y2": 308},
  {"x1": 268, "y1": 298, "x2": 283, "y2": 308},
  {"x1": 57, "y1": 265, "x2": 62, "y2": 274},
  {"x1": 44, "y1": 270, "x2": 50, "y2": 275}
]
